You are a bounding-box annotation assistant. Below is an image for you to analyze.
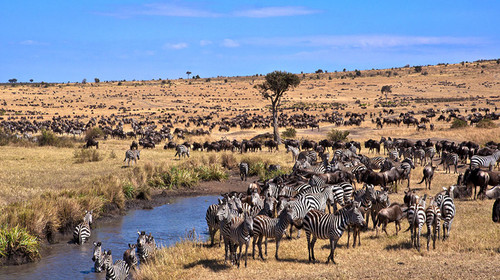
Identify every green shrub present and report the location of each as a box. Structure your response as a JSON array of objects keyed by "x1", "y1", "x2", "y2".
[
  {"x1": 281, "y1": 128, "x2": 297, "y2": 139},
  {"x1": 326, "y1": 129, "x2": 350, "y2": 142},
  {"x1": 450, "y1": 118, "x2": 468, "y2": 129},
  {"x1": 122, "y1": 183, "x2": 136, "y2": 199},
  {"x1": 38, "y1": 130, "x2": 75, "y2": 148},
  {"x1": 194, "y1": 165, "x2": 228, "y2": 181},
  {"x1": 0, "y1": 225, "x2": 40, "y2": 262},
  {"x1": 73, "y1": 149, "x2": 103, "y2": 163},
  {"x1": 84, "y1": 127, "x2": 104, "y2": 141},
  {"x1": 476, "y1": 118, "x2": 497, "y2": 129}
]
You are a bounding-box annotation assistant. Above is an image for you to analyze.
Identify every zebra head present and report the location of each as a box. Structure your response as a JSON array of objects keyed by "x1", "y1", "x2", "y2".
[
  {"x1": 376, "y1": 191, "x2": 390, "y2": 208},
  {"x1": 102, "y1": 250, "x2": 113, "y2": 271},
  {"x1": 346, "y1": 201, "x2": 366, "y2": 228},
  {"x1": 137, "y1": 231, "x2": 148, "y2": 248},
  {"x1": 216, "y1": 200, "x2": 230, "y2": 222},
  {"x1": 92, "y1": 241, "x2": 103, "y2": 272},
  {"x1": 243, "y1": 212, "x2": 254, "y2": 237},
  {"x1": 84, "y1": 210, "x2": 93, "y2": 226},
  {"x1": 263, "y1": 195, "x2": 276, "y2": 217},
  {"x1": 229, "y1": 195, "x2": 243, "y2": 214},
  {"x1": 279, "y1": 204, "x2": 294, "y2": 222},
  {"x1": 364, "y1": 184, "x2": 377, "y2": 203}
]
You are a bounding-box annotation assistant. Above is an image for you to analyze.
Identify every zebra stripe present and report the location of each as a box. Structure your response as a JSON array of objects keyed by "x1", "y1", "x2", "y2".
[
  {"x1": 424, "y1": 147, "x2": 436, "y2": 165},
  {"x1": 286, "y1": 146, "x2": 300, "y2": 162},
  {"x1": 102, "y1": 250, "x2": 129, "y2": 280},
  {"x1": 470, "y1": 151, "x2": 500, "y2": 170},
  {"x1": 252, "y1": 205, "x2": 293, "y2": 260},
  {"x1": 73, "y1": 210, "x2": 92, "y2": 245},
  {"x1": 389, "y1": 149, "x2": 399, "y2": 161},
  {"x1": 92, "y1": 242, "x2": 104, "y2": 273},
  {"x1": 435, "y1": 189, "x2": 456, "y2": 240},
  {"x1": 175, "y1": 144, "x2": 190, "y2": 158},
  {"x1": 239, "y1": 162, "x2": 249, "y2": 181},
  {"x1": 136, "y1": 231, "x2": 156, "y2": 262},
  {"x1": 425, "y1": 198, "x2": 441, "y2": 250},
  {"x1": 441, "y1": 152, "x2": 459, "y2": 174},
  {"x1": 216, "y1": 196, "x2": 243, "y2": 263},
  {"x1": 123, "y1": 149, "x2": 140, "y2": 166},
  {"x1": 302, "y1": 203, "x2": 365, "y2": 263},
  {"x1": 206, "y1": 204, "x2": 221, "y2": 246},
  {"x1": 413, "y1": 148, "x2": 425, "y2": 166},
  {"x1": 228, "y1": 213, "x2": 254, "y2": 267},
  {"x1": 411, "y1": 197, "x2": 426, "y2": 251}
]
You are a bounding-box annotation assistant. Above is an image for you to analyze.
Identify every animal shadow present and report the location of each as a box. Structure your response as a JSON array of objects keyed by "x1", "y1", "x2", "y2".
[
  {"x1": 384, "y1": 240, "x2": 413, "y2": 251},
  {"x1": 183, "y1": 259, "x2": 231, "y2": 272}
]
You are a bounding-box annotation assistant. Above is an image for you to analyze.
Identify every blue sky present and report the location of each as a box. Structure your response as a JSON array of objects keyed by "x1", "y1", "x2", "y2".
[{"x1": 1, "y1": 0, "x2": 499, "y2": 82}]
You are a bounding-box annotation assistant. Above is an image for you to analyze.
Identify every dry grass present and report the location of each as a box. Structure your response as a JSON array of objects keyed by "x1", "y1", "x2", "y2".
[{"x1": 136, "y1": 167, "x2": 500, "y2": 280}]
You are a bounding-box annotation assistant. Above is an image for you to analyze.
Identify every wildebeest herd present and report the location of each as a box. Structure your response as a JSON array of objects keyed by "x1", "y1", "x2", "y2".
[{"x1": 203, "y1": 136, "x2": 500, "y2": 267}]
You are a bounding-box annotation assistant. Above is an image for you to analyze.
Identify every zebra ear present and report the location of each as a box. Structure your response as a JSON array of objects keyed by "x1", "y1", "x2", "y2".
[
  {"x1": 93, "y1": 242, "x2": 97, "y2": 246},
  {"x1": 107, "y1": 250, "x2": 112, "y2": 255},
  {"x1": 442, "y1": 187, "x2": 447, "y2": 191},
  {"x1": 97, "y1": 241, "x2": 101, "y2": 246},
  {"x1": 138, "y1": 231, "x2": 141, "y2": 236}
]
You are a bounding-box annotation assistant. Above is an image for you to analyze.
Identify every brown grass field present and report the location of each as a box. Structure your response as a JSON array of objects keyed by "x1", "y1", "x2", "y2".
[{"x1": 0, "y1": 60, "x2": 499, "y2": 275}]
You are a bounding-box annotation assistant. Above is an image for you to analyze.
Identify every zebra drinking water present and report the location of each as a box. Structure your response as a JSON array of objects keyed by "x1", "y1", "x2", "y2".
[
  {"x1": 73, "y1": 210, "x2": 92, "y2": 245},
  {"x1": 123, "y1": 150, "x2": 140, "y2": 166}
]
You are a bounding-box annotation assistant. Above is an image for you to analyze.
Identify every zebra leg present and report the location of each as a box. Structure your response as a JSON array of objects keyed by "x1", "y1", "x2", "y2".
[
  {"x1": 287, "y1": 224, "x2": 293, "y2": 239},
  {"x1": 275, "y1": 237, "x2": 281, "y2": 260},
  {"x1": 432, "y1": 224, "x2": 438, "y2": 249},
  {"x1": 426, "y1": 224, "x2": 431, "y2": 251},
  {"x1": 417, "y1": 226, "x2": 421, "y2": 252},
  {"x1": 310, "y1": 237, "x2": 317, "y2": 263},
  {"x1": 244, "y1": 241, "x2": 249, "y2": 268},
  {"x1": 306, "y1": 233, "x2": 312, "y2": 262},
  {"x1": 258, "y1": 236, "x2": 264, "y2": 260},
  {"x1": 252, "y1": 236, "x2": 257, "y2": 259},
  {"x1": 264, "y1": 236, "x2": 268, "y2": 257},
  {"x1": 346, "y1": 226, "x2": 351, "y2": 248}
]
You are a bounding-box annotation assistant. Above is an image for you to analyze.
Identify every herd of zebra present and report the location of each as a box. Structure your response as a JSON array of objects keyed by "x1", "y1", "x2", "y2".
[
  {"x1": 72, "y1": 209, "x2": 157, "y2": 279},
  {"x1": 205, "y1": 136, "x2": 500, "y2": 267}
]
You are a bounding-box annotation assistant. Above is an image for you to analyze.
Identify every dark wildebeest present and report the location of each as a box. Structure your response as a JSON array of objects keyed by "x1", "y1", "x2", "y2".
[
  {"x1": 375, "y1": 203, "x2": 407, "y2": 236},
  {"x1": 463, "y1": 168, "x2": 490, "y2": 199},
  {"x1": 130, "y1": 141, "x2": 138, "y2": 150},
  {"x1": 486, "y1": 186, "x2": 500, "y2": 223},
  {"x1": 84, "y1": 138, "x2": 99, "y2": 149},
  {"x1": 417, "y1": 165, "x2": 436, "y2": 190}
]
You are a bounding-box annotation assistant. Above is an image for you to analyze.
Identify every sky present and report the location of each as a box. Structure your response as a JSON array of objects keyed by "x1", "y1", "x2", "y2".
[{"x1": 1, "y1": 0, "x2": 499, "y2": 83}]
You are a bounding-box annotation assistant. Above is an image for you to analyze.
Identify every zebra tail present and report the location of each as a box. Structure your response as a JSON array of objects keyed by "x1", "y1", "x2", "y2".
[{"x1": 78, "y1": 231, "x2": 83, "y2": 245}]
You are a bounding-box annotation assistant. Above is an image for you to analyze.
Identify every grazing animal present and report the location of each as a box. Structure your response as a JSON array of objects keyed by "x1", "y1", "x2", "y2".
[
  {"x1": 136, "y1": 231, "x2": 156, "y2": 262},
  {"x1": 130, "y1": 141, "x2": 138, "y2": 150},
  {"x1": 463, "y1": 168, "x2": 490, "y2": 199},
  {"x1": 492, "y1": 199, "x2": 500, "y2": 223},
  {"x1": 369, "y1": 190, "x2": 390, "y2": 229},
  {"x1": 302, "y1": 202, "x2": 366, "y2": 264},
  {"x1": 175, "y1": 144, "x2": 190, "y2": 159},
  {"x1": 425, "y1": 196, "x2": 441, "y2": 250},
  {"x1": 123, "y1": 244, "x2": 138, "y2": 271},
  {"x1": 375, "y1": 203, "x2": 407, "y2": 236},
  {"x1": 347, "y1": 184, "x2": 376, "y2": 248},
  {"x1": 123, "y1": 149, "x2": 140, "y2": 166},
  {"x1": 85, "y1": 138, "x2": 99, "y2": 149},
  {"x1": 486, "y1": 185, "x2": 500, "y2": 199},
  {"x1": 239, "y1": 162, "x2": 249, "y2": 181},
  {"x1": 470, "y1": 151, "x2": 500, "y2": 171},
  {"x1": 102, "y1": 250, "x2": 130, "y2": 280},
  {"x1": 217, "y1": 196, "x2": 244, "y2": 264},
  {"x1": 92, "y1": 241, "x2": 104, "y2": 272},
  {"x1": 417, "y1": 165, "x2": 436, "y2": 190},
  {"x1": 73, "y1": 210, "x2": 92, "y2": 245},
  {"x1": 286, "y1": 145, "x2": 300, "y2": 162},
  {"x1": 252, "y1": 204, "x2": 294, "y2": 260}
]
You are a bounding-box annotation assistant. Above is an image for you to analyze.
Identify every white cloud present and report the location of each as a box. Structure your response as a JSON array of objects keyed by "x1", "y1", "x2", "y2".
[
  {"x1": 221, "y1": 39, "x2": 239, "y2": 48},
  {"x1": 163, "y1": 42, "x2": 188, "y2": 50},
  {"x1": 200, "y1": 40, "x2": 213, "y2": 46},
  {"x1": 232, "y1": 6, "x2": 319, "y2": 18},
  {"x1": 19, "y1": 40, "x2": 47, "y2": 46}
]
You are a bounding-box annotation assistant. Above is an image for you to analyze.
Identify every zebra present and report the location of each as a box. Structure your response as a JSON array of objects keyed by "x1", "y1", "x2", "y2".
[
  {"x1": 424, "y1": 146, "x2": 437, "y2": 166},
  {"x1": 401, "y1": 147, "x2": 413, "y2": 160},
  {"x1": 92, "y1": 241, "x2": 104, "y2": 273},
  {"x1": 367, "y1": 156, "x2": 386, "y2": 170},
  {"x1": 216, "y1": 196, "x2": 244, "y2": 263},
  {"x1": 136, "y1": 231, "x2": 156, "y2": 262},
  {"x1": 302, "y1": 202, "x2": 366, "y2": 264},
  {"x1": 348, "y1": 184, "x2": 376, "y2": 248},
  {"x1": 369, "y1": 190, "x2": 390, "y2": 229},
  {"x1": 435, "y1": 186, "x2": 456, "y2": 240},
  {"x1": 336, "y1": 181, "x2": 354, "y2": 203},
  {"x1": 286, "y1": 145, "x2": 300, "y2": 162},
  {"x1": 389, "y1": 149, "x2": 399, "y2": 162},
  {"x1": 73, "y1": 210, "x2": 92, "y2": 245},
  {"x1": 175, "y1": 144, "x2": 190, "y2": 159},
  {"x1": 252, "y1": 204, "x2": 294, "y2": 260},
  {"x1": 239, "y1": 162, "x2": 249, "y2": 181},
  {"x1": 206, "y1": 203, "x2": 222, "y2": 247},
  {"x1": 413, "y1": 148, "x2": 425, "y2": 166},
  {"x1": 440, "y1": 152, "x2": 459, "y2": 174},
  {"x1": 102, "y1": 250, "x2": 130, "y2": 280},
  {"x1": 228, "y1": 212, "x2": 254, "y2": 267},
  {"x1": 470, "y1": 151, "x2": 500, "y2": 171},
  {"x1": 425, "y1": 196, "x2": 441, "y2": 250},
  {"x1": 123, "y1": 243, "x2": 138, "y2": 271},
  {"x1": 123, "y1": 149, "x2": 140, "y2": 166},
  {"x1": 411, "y1": 195, "x2": 426, "y2": 251},
  {"x1": 298, "y1": 150, "x2": 318, "y2": 164},
  {"x1": 400, "y1": 158, "x2": 415, "y2": 189}
]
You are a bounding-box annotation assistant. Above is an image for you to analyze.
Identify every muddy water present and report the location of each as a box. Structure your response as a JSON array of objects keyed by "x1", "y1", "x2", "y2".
[{"x1": 0, "y1": 195, "x2": 218, "y2": 280}]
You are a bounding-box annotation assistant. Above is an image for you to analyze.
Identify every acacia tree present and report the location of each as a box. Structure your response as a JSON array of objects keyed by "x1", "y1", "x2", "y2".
[
  {"x1": 381, "y1": 85, "x2": 392, "y2": 103},
  {"x1": 255, "y1": 71, "x2": 300, "y2": 144},
  {"x1": 186, "y1": 71, "x2": 192, "y2": 79}
]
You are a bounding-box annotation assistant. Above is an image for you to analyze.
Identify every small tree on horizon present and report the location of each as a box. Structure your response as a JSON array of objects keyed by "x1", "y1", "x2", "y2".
[
  {"x1": 29, "y1": 79, "x2": 33, "y2": 83},
  {"x1": 94, "y1": 78, "x2": 100, "y2": 83},
  {"x1": 255, "y1": 71, "x2": 300, "y2": 144},
  {"x1": 381, "y1": 85, "x2": 392, "y2": 103},
  {"x1": 186, "y1": 71, "x2": 192, "y2": 79},
  {"x1": 8, "y1": 78, "x2": 17, "y2": 84}
]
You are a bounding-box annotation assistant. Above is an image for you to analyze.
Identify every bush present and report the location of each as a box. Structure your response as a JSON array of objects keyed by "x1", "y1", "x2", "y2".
[
  {"x1": 326, "y1": 129, "x2": 350, "y2": 142},
  {"x1": 0, "y1": 226, "x2": 40, "y2": 263},
  {"x1": 414, "y1": 66, "x2": 423, "y2": 73},
  {"x1": 84, "y1": 127, "x2": 104, "y2": 141},
  {"x1": 73, "y1": 149, "x2": 103, "y2": 163},
  {"x1": 476, "y1": 118, "x2": 497, "y2": 129},
  {"x1": 220, "y1": 153, "x2": 237, "y2": 170},
  {"x1": 123, "y1": 183, "x2": 136, "y2": 199},
  {"x1": 281, "y1": 128, "x2": 297, "y2": 139},
  {"x1": 194, "y1": 165, "x2": 228, "y2": 181},
  {"x1": 450, "y1": 118, "x2": 468, "y2": 129},
  {"x1": 38, "y1": 130, "x2": 74, "y2": 148}
]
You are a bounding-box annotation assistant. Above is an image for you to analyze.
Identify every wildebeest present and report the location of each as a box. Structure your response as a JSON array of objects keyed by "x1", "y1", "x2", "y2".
[
  {"x1": 375, "y1": 203, "x2": 407, "y2": 236},
  {"x1": 85, "y1": 138, "x2": 99, "y2": 149},
  {"x1": 417, "y1": 165, "x2": 436, "y2": 190}
]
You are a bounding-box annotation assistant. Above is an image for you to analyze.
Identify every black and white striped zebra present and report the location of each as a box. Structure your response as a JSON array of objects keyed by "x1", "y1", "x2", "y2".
[
  {"x1": 123, "y1": 149, "x2": 140, "y2": 166},
  {"x1": 302, "y1": 202, "x2": 366, "y2": 264},
  {"x1": 102, "y1": 250, "x2": 130, "y2": 280},
  {"x1": 73, "y1": 210, "x2": 92, "y2": 245},
  {"x1": 239, "y1": 162, "x2": 249, "y2": 181},
  {"x1": 92, "y1": 241, "x2": 104, "y2": 273},
  {"x1": 252, "y1": 204, "x2": 294, "y2": 260},
  {"x1": 175, "y1": 144, "x2": 190, "y2": 159},
  {"x1": 440, "y1": 152, "x2": 459, "y2": 174},
  {"x1": 216, "y1": 196, "x2": 244, "y2": 263},
  {"x1": 347, "y1": 184, "x2": 376, "y2": 247},
  {"x1": 286, "y1": 145, "x2": 300, "y2": 162},
  {"x1": 336, "y1": 181, "x2": 354, "y2": 203},
  {"x1": 425, "y1": 196, "x2": 441, "y2": 250},
  {"x1": 298, "y1": 150, "x2": 318, "y2": 164},
  {"x1": 470, "y1": 151, "x2": 500, "y2": 171},
  {"x1": 435, "y1": 186, "x2": 456, "y2": 240},
  {"x1": 206, "y1": 203, "x2": 221, "y2": 247},
  {"x1": 228, "y1": 212, "x2": 254, "y2": 267},
  {"x1": 368, "y1": 156, "x2": 386, "y2": 169},
  {"x1": 413, "y1": 148, "x2": 425, "y2": 166},
  {"x1": 400, "y1": 158, "x2": 415, "y2": 188},
  {"x1": 411, "y1": 195, "x2": 426, "y2": 251},
  {"x1": 136, "y1": 231, "x2": 156, "y2": 263},
  {"x1": 424, "y1": 146, "x2": 436, "y2": 166},
  {"x1": 389, "y1": 149, "x2": 399, "y2": 162}
]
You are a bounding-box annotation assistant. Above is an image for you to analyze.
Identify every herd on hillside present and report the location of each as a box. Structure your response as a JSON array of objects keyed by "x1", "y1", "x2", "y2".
[{"x1": 70, "y1": 136, "x2": 500, "y2": 278}]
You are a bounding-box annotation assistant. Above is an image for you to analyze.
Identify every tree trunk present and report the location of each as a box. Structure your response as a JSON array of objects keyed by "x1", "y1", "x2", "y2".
[{"x1": 272, "y1": 107, "x2": 281, "y2": 144}]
